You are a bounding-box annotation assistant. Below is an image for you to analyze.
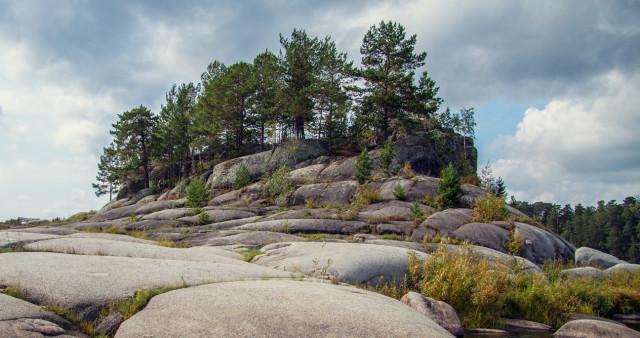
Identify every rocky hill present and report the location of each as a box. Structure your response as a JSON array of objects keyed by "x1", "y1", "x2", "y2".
[{"x1": 1, "y1": 135, "x2": 639, "y2": 337}]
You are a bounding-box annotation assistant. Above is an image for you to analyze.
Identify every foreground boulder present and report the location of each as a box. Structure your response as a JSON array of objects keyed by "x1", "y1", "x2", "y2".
[
  {"x1": 253, "y1": 242, "x2": 428, "y2": 285},
  {"x1": 0, "y1": 293, "x2": 86, "y2": 337},
  {"x1": 401, "y1": 292, "x2": 464, "y2": 337},
  {"x1": 114, "y1": 280, "x2": 454, "y2": 337},
  {"x1": 554, "y1": 319, "x2": 640, "y2": 337}
]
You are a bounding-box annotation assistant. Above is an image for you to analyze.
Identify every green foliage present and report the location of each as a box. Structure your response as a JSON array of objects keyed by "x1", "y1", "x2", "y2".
[
  {"x1": 185, "y1": 177, "x2": 209, "y2": 208},
  {"x1": 473, "y1": 193, "x2": 509, "y2": 223},
  {"x1": 262, "y1": 164, "x2": 293, "y2": 207},
  {"x1": 355, "y1": 147, "x2": 373, "y2": 184},
  {"x1": 353, "y1": 186, "x2": 381, "y2": 207},
  {"x1": 197, "y1": 211, "x2": 211, "y2": 225},
  {"x1": 409, "y1": 201, "x2": 424, "y2": 221},
  {"x1": 379, "y1": 138, "x2": 396, "y2": 174},
  {"x1": 234, "y1": 164, "x2": 251, "y2": 189},
  {"x1": 435, "y1": 164, "x2": 461, "y2": 210},
  {"x1": 505, "y1": 229, "x2": 524, "y2": 256},
  {"x1": 238, "y1": 248, "x2": 264, "y2": 262},
  {"x1": 392, "y1": 184, "x2": 406, "y2": 201}
]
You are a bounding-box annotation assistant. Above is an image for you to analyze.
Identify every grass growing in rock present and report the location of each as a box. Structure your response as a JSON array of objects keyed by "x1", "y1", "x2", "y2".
[
  {"x1": 238, "y1": 248, "x2": 264, "y2": 262},
  {"x1": 365, "y1": 243, "x2": 640, "y2": 330}
]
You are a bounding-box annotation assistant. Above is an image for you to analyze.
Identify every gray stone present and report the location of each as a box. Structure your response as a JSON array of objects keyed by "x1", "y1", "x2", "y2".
[
  {"x1": 290, "y1": 164, "x2": 325, "y2": 183},
  {"x1": 97, "y1": 198, "x2": 128, "y2": 214},
  {"x1": 612, "y1": 313, "x2": 640, "y2": 325},
  {"x1": 159, "y1": 178, "x2": 190, "y2": 200},
  {"x1": 606, "y1": 263, "x2": 640, "y2": 273},
  {"x1": 501, "y1": 318, "x2": 553, "y2": 333},
  {"x1": 506, "y1": 205, "x2": 528, "y2": 218},
  {"x1": 133, "y1": 200, "x2": 182, "y2": 216},
  {"x1": 576, "y1": 247, "x2": 626, "y2": 269},
  {"x1": 207, "y1": 151, "x2": 272, "y2": 189},
  {"x1": 364, "y1": 240, "x2": 425, "y2": 251},
  {"x1": 563, "y1": 313, "x2": 627, "y2": 326},
  {"x1": 562, "y1": 267, "x2": 611, "y2": 280},
  {"x1": 24, "y1": 237, "x2": 243, "y2": 263},
  {"x1": 140, "y1": 208, "x2": 191, "y2": 221},
  {"x1": 208, "y1": 190, "x2": 240, "y2": 206},
  {"x1": 0, "y1": 252, "x2": 291, "y2": 321},
  {"x1": 410, "y1": 226, "x2": 437, "y2": 242},
  {"x1": 290, "y1": 183, "x2": 328, "y2": 206},
  {"x1": 136, "y1": 194, "x2": 157, "y2": 204},
  {"x1": 554, "y1": 319, "x2": 640, "y2": 337},
  {"x1": 189, "y1": 231, "x2": 304, "y2": 247},
  {"x1": 407, "y1": 176, "x2": 440, "y2": 201},
  {"x1": 178, "y1": 209, "x2": 256, "y2": 225},
  {"x1": 3, "y1": 226, "x2": 80, "y2": 236},
  {"x1": 265, "y1": 139, "x2": 328, "y2": 170},
  {"x1": 66, "y1": 233, "x2": 154, "y2": 244},
  {"x1": 425, "y1": 208, "x2": 474, "y2": 236},
  {"x1": 515, "y1": 222, "x2": 575, "y2": 265},
  {"x1": 401, "y1": 292, "x2": 464, "y2": 337},
  {"x1": 374, "y1": 178, "x2": 413, "y2": 201},
  {"x1": 95, "y1": 311, "x2": 123, "y2": 336},
  {"x1": 451, "y1": 222, "x2": 510, "y2": 252},
  {"x1": 318, "y1": 156, "x2": 358, "y2": 181},
  {"x1": 70, "y1": 220, "x2": 125, "y2": 231},
  {"x1": 236, "y1": 219, "x2": 366, "y2": 235},
  {"x1": 0, "y1": 293, "x2": 86, "y2": 337},
  {"x1": 0, "y1": 231, "x2": 61, "y2": 249},
  {"x1": 114, "y1": 280, "x2": 454, "y2": 338},
  {"x1": 254, "y1": 242, "x2": 428, "y2": 285},
  {"x1": 465, "y1": 328, "x2": 509, "y2": 335},
  {"x1": 89, "y1": 204, "x2": 140, "y2": 222},
  {"x1": 261, "y1": 209, "x2": 337, "y2": 221},
  {"x1": 317, "y1": 181, "x2": 356, "y2": 205},
  {"x1": 132, "y1": 188, "x2": 157, "y2": 201}
]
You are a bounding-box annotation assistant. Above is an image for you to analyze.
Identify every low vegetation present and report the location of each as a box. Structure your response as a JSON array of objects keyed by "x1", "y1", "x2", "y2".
[
  {"x1": 185, "y1": 177, "x2": 209, "y2": 208},
  {"x1": 472, "y1": 193, "x2": 509, "y2": 223},
  {"x1": 365, "y1": 244, "x2": 640, "y2": 330}
]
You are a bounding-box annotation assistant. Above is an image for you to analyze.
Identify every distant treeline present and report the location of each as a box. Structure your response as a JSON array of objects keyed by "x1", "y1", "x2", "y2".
[{"x1": 510, "y1": 196, "x2": 640, "y2": 263}]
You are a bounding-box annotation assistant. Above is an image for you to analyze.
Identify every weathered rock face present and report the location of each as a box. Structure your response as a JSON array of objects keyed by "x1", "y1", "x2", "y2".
[
  {"x1": 554, "y1": 319, "x2": 640, "y2": 338},
  {"x1": 515, "y1": 222, "x2": 575, "y2": 264},
  {"x1": 114, "y1": 280, "x2": 455, "y2": 338},
  {"x1": 401, "y1": 292, "x2": 464, "y2": 337},
  {"x1": 253, "y1": 242, "x2": 428, "y2": 285},
  {"x1": 562, "y1": 267, "x2": 611, "y2": 280},
  {"x1": 575, "y1": 247, "x2": 627, "y2": 269}
]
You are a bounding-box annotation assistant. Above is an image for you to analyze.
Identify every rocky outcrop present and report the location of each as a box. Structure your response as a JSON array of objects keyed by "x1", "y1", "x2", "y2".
[
  {"x1": 555, "y1": 319, "x2": 640, "y2": 337},
  {"x1": 401, "y1": 292, "x2": 464, "y2": 337},
  {"x1": 114, "y1": 280, "x2": 455, "y2": 338},
  {"x1": 575, "y1": 247, "x2": 627, "y2": 269}
]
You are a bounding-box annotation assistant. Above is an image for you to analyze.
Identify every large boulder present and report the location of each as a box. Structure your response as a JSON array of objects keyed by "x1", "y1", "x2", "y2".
[
  {"x1": 554, "y1": 319, "x2": 640, "y2": 337},
  {"x1": 253, "y1": 242, "x2": 428, "y2": 285},
  {"x1": 424, "y1": 209, "x2": 474, "y2": 236},
  {"x1": 401, "y1": 292, "x2": 464, "y2": 337},
  {"x1": 562, "y1": 267, "x2": 611, "y2": 280},
  {"x1": 515, "y1": 222, "x2": 575, "y2": 265},
  {"x1": 451, "y1": 222, "x2": 510, "y2": 252},
  {"x1": 0, "y1": 293, "x2": 86, "y2": 337},
  {"x1": 207, "y1": 151, "x2": 272, "y2": 190},
  {"x1": 575, "y1": 247, "x2": 627, "y2": 269},
  {"x1": 318, "y1": 156, "x2": 358, "y2": 181},
  {"x1": 114, "y1": 280, "x2": 454, "y2": 337}
]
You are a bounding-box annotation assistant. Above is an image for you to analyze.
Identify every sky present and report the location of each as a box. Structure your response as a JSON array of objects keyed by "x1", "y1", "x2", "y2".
[{"x1": 1, "y1": 0, "x2": 639, "y2": 220}]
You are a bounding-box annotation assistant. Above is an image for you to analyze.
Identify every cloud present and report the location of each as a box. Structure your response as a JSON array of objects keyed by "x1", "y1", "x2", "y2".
[
  {"x1": 53, "y1": 120, "x2": 102, "y2": 154},
  {"x1": 493, "y1": 70, "x2": 640, "y2": 205}
]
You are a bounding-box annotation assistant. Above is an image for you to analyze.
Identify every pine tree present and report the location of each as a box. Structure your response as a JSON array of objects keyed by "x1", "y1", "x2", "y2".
[
  {"x1": 435, "y1": 164, "x2": 461, "y2": 210},
  {"x1": 379, "y1": 137, "x2": 396, "y2": 175},
  {"x1": 92, "y1": 143, "x2": 120, "y2": 199},
  {"x1": 355, "y1": 147, "x2": 373, "y2": 184}
]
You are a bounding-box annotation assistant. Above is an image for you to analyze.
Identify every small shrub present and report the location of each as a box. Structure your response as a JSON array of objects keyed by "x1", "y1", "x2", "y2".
[
  {"x1": 354, "y1": 186, "x2": 380, "y2": 207},
  {"x1": 473, "y1": 193, "x2": 509, "y2": 223},
  {"x1": 461, "y1": 174, "x2": 481, "y2": 186},
  {"x1": 505, "y1": 229, "x2": 524, "y2": 256},
  {"x1": 402, "y1": 161, "x2": 414, "y2": 178},
  {"x1": 185, "y1": 177, "x2": 209, "y2": 208},
  {"x1": 379, "y1": 138, "x2": 396, "y2": 175},
  {"x1": 393, "y1": 184, "x2": 406, "y2": 201},
  {"x1": 409, "y1": 201, "x2": 424, "y2": 221},
  {"x1": 355, "y1": 147, "x2": 373, "y2": 184},
  {"x1": 435, "y1": 164, "x2": 461, "y2": 210},
  {"x1": 197, "y1": 211, "x2": 211, "y2": 225},
  {"x1": 234, "y1": 164, "x2": 251, "y2": 190},
  {"x1": 155, "y1": 238, "x2": 190, "y2": 248},
  {"x1": 238, "y1": 248, "x2": 264, "y2": 262},
  {"x1": 262, "y1": 164, "x2": 293, "y2": 207},
  {"x1": 305, "y1": 199, "x2": 322, "y2": 209}
]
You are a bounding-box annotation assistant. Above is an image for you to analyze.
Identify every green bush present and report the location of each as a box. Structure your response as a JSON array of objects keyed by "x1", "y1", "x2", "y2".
[
  {"x1": 234, "y1": 164, "x2": 251, "y2": 190},
  {"x1": 355, "y1": 147, "x2": 373, "y2": 184},
  {"x1": 379, "y1": 138, "x2": 395, "y2": 175},
  {"x1": 409, "y1": 201, "x2": 424, "y2": 221},
  {"x1": 472, "y1": 193, "x2": 509, "y2": 223},
  {"x1": 197, "y1": 211, "x2": 211, "y2": 225},
  {"x1": 435, "y1": 164, "x2": 461, "y2": 210},
  {"x1": 185, "y1": 177, "x2": 209, "y2": 208},
  {"x1": 262, "y1": 164, "x2": 293, "y2": 207},
  {"x1": 393, "y1": 184, "x2": 406, "y2": 200}
]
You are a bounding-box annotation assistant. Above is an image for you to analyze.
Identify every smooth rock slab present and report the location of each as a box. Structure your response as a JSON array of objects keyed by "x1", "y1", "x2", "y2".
[
  {"x1": 236, "y1": 219, "x2": 368, "y2": 235},
  {"x1": 0, "y1": 232, "x2": 61, "y2": 249},
  {"x1": 554, "y1": 319, "x2": 640, "y2": 337},
  {"x1": 115, "y1": 280, "x2": 454, "y2": 338},
  {"x1": 562, "y1": 267, "x2": 611, "y2": 280},
  {"x1": 401, "y1": 292, "x2": 464, "y2": 337},
  {"x1": 576, "y1": 247, "x2": 627, "y2": 269},
  {"x1": 607, "y1": 263, "x2": 640, "y2": 273},
  {"x1": 515, "y1": 222, "x2": 576, "y2": 265},
  {"x1": 254, "y1": 242, "x2": 428, "y2": 285},
  {"x1": 0, "y1": 293, "x2": 86, "y2": 337},
  {"x1": 424, "y1": 209, "x2": 473, "y2": 236},
  {"x1": 0, "y1": 252, "x2": 292, "y2": 320},
  {"x1": 451, "y1": 223, "x2": 509, "y2": 252},
  {"x1": 24, "y1": 237, "x2": 242, "y2": 262},
  {"x1": 501, "y1": 318, "x2": 553, "y2": 333}
]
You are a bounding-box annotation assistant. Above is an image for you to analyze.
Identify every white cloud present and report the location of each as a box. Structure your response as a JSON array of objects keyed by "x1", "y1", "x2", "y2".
[
  {"x1": 493, "y1": 70, "x2": 640, "y2": 205},
  {"x1": 53, "y1": 120, "x2": 102, "y2": 154}
]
